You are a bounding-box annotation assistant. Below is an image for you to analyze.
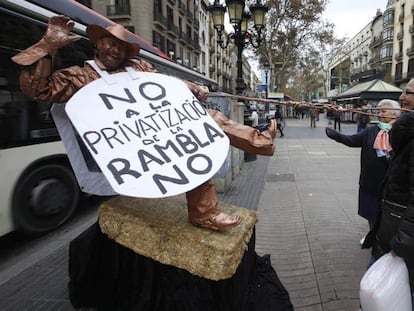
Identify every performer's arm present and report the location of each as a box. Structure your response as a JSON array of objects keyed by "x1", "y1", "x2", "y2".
[{"x1": 11, "y1": 15, "x2": 81, "y2": 103}]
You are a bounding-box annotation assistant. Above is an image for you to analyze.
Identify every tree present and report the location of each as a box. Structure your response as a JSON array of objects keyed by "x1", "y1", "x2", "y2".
[{"x1": 247, "y1": 0, "x2": 339, "y2": 98}]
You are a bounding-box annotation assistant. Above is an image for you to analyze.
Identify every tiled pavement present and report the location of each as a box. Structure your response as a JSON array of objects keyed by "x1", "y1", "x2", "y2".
[{"x1": 0, "y1": 116, "x2": 370, "y2": 310}]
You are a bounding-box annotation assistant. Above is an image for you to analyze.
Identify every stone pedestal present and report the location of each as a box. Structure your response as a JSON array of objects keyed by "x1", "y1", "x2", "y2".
[
  {"x1": 98, "y1": 196, "x2": 257, "y2": 280},
  {"x1": 68, "y1": 196, "x2": 293, "y2": 311}
]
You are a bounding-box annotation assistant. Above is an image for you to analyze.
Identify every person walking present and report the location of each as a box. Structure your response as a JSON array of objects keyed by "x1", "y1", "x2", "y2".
[
  {"x1": 275, "y1": 106, "x2": 285, "y2": 137},
  {"x1": 325, "y1": 99, "x2": 401, "y2": 243},
  {"x1": 326, "y1": 109, "x2": 333, "y2": 125},
  {"x1": 333, "y1": 108, "x2": 342, "y2": 131},
  {"x1": 12, "y1": 15, "x2": 276, "y2": 231},
  {"x1": 309, "y1": 106, "x2": 316, "y2": 128},
  {"x1": 248, "y1": 107, "x2": 259, "y2": 128},
  {"x1": 356, "y1": 105, "x2": 371, "y2": 133}
]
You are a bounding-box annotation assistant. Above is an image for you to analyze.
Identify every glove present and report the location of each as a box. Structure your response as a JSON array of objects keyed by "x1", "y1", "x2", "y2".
[
  {"x1": 12, "y1": 15, "x2": 81, "y2": 65},
  {"x1": 325, "y1": 127, "x2": 338, "y2": 140}
]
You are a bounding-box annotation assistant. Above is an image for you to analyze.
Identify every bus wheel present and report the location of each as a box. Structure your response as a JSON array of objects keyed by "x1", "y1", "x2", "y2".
[{"x1": 12, "y1": 164, "x2": 80, "y2": 236}]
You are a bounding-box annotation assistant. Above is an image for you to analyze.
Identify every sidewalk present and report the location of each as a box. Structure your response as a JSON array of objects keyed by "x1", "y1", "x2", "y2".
[
  {"x1": 254, "y1": 117, "x2": 370, "y2": 311},
  {"x1": 0, "y1": 116, "x2": 370, "y2": 310}
]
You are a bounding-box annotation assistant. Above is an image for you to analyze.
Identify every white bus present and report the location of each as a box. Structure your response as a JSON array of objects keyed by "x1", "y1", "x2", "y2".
[{"x1": 0, "y1": 0, "x2": 218, "y2": 236}]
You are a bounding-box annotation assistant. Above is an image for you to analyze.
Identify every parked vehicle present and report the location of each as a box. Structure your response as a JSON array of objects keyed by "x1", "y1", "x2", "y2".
[{"x1": 0, "y1": 0, "x2": 217, "y2": 236}]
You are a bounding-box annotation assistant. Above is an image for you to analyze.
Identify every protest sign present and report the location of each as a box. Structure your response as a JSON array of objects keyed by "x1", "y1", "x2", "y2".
[{"x1": 65, "y1": 71, "x2": 229, "y2": 198}]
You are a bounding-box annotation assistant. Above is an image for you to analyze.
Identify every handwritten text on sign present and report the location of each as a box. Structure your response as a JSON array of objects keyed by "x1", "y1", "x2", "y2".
[{"x1": 65, "y1": 72, "x2": 229, "y2": 198}]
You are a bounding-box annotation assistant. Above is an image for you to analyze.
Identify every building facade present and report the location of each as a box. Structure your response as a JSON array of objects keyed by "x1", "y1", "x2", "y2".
[
  {"x1": 78, "y1": 0, "x2": 256, "y2": 95},
  {"x1": 327, "y1": 0, "x2": 414, "y2": 99}
]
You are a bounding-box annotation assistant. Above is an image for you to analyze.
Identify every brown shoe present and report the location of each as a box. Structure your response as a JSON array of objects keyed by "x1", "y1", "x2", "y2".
[
  {"x1": 186, "y1": 180, "x2": 242, "y2": 231},
  {"x1": 191, "y1": 212, "x2": 241, "y2": 231}
]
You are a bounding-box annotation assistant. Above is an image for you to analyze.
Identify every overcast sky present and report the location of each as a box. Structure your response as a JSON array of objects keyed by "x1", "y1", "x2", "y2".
[{"x1": 324, "y1": 0, "x2": 389, "y2": 39}]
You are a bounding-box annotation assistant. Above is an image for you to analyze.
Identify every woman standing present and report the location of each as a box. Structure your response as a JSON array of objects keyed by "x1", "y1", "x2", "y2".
[{"x1": 325, "y1": 99, "x2": 401, "y2": 241}]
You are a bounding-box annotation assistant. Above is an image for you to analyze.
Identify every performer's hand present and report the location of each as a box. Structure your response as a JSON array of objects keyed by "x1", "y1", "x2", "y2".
[{"x1": 43, "y1": 15, "x2": 81, "y2": 56}]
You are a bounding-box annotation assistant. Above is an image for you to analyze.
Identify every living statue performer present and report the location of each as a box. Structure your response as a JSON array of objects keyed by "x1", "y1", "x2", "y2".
[{"x1": 12, "y1": 15, "x2": 276, "y2": 231}]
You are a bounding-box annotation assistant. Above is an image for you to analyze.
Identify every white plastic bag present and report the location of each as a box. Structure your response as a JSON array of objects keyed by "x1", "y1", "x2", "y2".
[{"x1": 360, "y1": 252, "x2": 412, "y2": 311}]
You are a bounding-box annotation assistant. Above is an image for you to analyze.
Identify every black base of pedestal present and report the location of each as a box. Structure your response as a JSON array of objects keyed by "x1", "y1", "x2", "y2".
[{"x1": 68, "y1": 223, "x2": 293, "y2": 311}]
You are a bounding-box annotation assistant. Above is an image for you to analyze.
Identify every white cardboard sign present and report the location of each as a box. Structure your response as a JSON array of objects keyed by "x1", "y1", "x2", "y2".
[{"x1": 65, "y1": 71, "x2": 229, "y2": 198}]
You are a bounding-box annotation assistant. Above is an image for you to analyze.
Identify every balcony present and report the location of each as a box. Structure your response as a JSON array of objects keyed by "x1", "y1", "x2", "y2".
[
  {"x1": 397, "y1": 30, "x2": 404, "y2": 40},
  {"x1": 167, "y1": 23, "x2": 179, "y2": 37},
  {"x1": 407, "y1": 46, "x2": 414, "y2": 56},
  {"x1": 370, "y1": 36, "x2": 382, "y2": 48},
  {"x1": 153, "y1": 11, "x2": 167, "y2": 29},
  {"x1": 369, "y1": 55, "x2": 380, "y2": 64},
  {"x1": 186, "y1": 34, "x2": 194, "y2": 47},
  {"x1": 410, "y1": 24, "x2": 414, "y2": 33},
  {"x1": 192, "y1": 38, "x2": 201, "y2": 51},
  {"x1": 395, "y1": 51, "x2": 403, "y2": 62},
  {"x1": 186, "y1": 9, "x2": 194, "y2": 22},
  {"x1": 381, "y1": 55, "x2": 392, "y2": 63},
  {"x1": 399, "y1": 13, "x2": 405, "y2": 23},
  {"x1": 382, "y1": 35, "x2": 393, "y2": 43},
  {"x1": 179, "y1": 30, "x2": 187, "y2": 44},
  {"x1": 178, "y1": 1, "x2": 186, "y2": 13},
  {"x1": 106, "y1": 4, "x2": 130, "y2": 17}
]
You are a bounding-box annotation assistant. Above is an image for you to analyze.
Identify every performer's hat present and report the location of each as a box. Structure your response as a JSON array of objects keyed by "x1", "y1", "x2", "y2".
[{"x1": 86, "y1": 23, "x2": 140, "y2": 58}]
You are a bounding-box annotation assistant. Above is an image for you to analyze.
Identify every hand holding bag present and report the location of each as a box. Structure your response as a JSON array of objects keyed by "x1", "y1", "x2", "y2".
[{"x1": 360, "y1": 252, "x2": 412, "y2": 311}]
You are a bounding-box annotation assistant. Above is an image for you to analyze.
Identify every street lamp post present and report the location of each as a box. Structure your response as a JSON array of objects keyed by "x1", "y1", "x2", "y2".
[
  {"x1": 209, "y1": 0, "x2": 268, "y2": 95},
  {"x1": 263, "y1": 61, "x2": 270, "y2": 113}
]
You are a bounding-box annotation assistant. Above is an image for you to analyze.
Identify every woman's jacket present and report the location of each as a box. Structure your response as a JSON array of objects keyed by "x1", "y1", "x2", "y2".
[{"x1": 326, "y1": 125, "x2": 390, "y2": 197}]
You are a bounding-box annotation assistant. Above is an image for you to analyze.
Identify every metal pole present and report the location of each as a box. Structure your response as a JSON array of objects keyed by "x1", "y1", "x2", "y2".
[
  {"x1": 234, "y1": 31, "x2": 246, "y2": 95},
  {"x1": 265, "y1": 70, "x2": 269, "y2": 113}
]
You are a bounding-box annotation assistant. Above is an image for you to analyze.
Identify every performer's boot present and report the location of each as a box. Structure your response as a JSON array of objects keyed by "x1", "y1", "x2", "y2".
[
  {"x1": 209, "y1": 110, "x2": 276, "y2": 156},
  {"x1": 186, "y1": 180, "x2": 241, "y2": 231}
]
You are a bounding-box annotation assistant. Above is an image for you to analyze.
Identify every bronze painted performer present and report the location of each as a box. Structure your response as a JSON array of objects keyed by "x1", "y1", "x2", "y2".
[{"x1": 12, "y1": 16, "x2": 276, "y2": 231}]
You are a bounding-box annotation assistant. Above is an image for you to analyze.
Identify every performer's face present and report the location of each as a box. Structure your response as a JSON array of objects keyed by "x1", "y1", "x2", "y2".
[{"x1": 97, "y1": 36, "x2": 127, "y2": 69}]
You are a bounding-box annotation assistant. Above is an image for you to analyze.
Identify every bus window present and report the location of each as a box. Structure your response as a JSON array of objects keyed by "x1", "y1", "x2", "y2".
[{"x1": 0, "y1": 10, "x2": 94, "y2": 149}]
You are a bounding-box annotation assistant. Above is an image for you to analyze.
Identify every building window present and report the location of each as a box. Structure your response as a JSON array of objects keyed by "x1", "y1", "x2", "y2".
[
  {"x1": 167, "y1": 6, "x2": 174, "y2": 25},
  {"x1": 383, "y1": 10, "x2": 394, "y2": 25},
  {"x1": 153, "y1": 31, "x2": 165, "y2": 52},
  {"x1": 380, "y1": 45, "x2": 393, "y2": 58},
  {"x1": 382, "y1": 27, "x2": 394, "y2": 41}
]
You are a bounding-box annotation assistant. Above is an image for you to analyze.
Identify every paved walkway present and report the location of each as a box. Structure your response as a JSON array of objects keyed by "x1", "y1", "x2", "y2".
[
  {"x1": 0, "y1": 116, "x2": 371, "y2": 311},
  {"x1": 254, "y1": 117, "x2": 370, "y2": 311}
]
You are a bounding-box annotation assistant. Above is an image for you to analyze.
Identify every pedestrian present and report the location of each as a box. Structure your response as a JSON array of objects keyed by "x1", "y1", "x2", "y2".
[
  {"x1": 333, "y1": 107, "x2": 342, "y2": 131},
  {"x1": 12, "y1": 15, "x2": 276, "y2": 231},
  {"x1": 325, "y1": 99, "x2": 401, "y2": 243},
  {"x1": 248, "y1": 107, "x2": 259, "y2": 128},
  {"x1": 309, "y1": 106, "x2": 316, "y2": 128},
  {"x1": 367, "y1": 80, "x2": 414, "y2": 309},
  {"x1": 355, "y1": 105, "x2": 371, "y2": 133},
  {"x1": 326, "y1": 109, "x2": 333, "y2": 125},
  {"x1": 275, "y1": 106, "x2": 285, "y2": 137}
]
